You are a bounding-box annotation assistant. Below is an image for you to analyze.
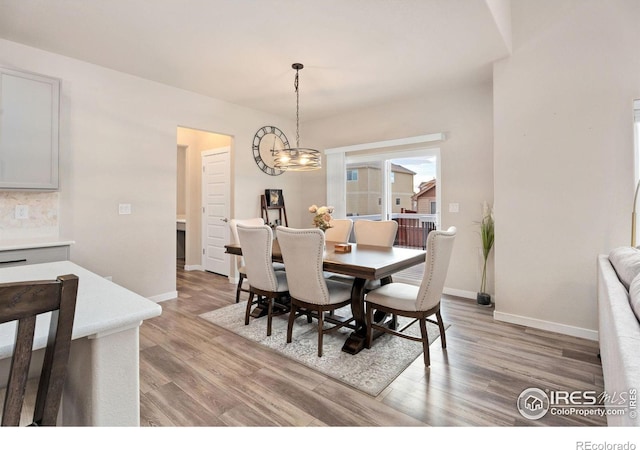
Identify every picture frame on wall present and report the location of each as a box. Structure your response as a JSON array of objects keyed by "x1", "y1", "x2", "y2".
[{"x1": 265, "y1": 189, "x2": 284, "y2": 208}]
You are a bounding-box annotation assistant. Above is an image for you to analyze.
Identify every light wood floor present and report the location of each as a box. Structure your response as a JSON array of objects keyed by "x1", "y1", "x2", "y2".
[{"x1": 138, "y1": 261, "x2": 606, "y2": 427}]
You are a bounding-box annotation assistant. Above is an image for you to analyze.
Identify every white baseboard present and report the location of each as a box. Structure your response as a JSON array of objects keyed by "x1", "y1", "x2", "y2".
[
  {"x1": 443, "y1": 287, "x2": 477, "y2": 300},
  {"x1": 390, "y1": 275, "x2": 420, "y2": 285},
  {"x1": 493, "y1": 310, "x2": 599, "y2": 341},
  {"x1": 184, "y1": 264, "x2": 203, "y2": 271},
  {"x1": 387, "y1": 282, "x2": 477, "y2": 300},
  {"x1": 148, "y1": 291, "x2": 178, "y2": 303},
  {"x1": 440, "y1": 288, "x2": 599, "y2": 341}
]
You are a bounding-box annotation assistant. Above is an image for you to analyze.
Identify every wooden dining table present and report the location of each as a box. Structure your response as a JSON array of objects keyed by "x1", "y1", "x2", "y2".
[{"x1": 225, "y1": 239, "x2": 426, "y2": 355}]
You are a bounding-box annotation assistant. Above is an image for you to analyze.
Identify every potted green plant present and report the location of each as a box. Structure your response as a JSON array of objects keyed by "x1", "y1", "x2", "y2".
[{"x1": 477, "y1": 201, "x2": 494, "y2": 306}]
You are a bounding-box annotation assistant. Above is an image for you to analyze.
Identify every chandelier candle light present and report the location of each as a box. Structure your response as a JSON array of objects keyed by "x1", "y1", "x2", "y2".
[{"x1": 273, "y1": 63, "x2": 321, "y2": 171}]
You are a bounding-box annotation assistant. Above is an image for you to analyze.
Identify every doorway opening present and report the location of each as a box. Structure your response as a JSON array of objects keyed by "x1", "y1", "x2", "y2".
[
  {"x1": 325, "y1": 134, "x2": 444, "y2": 285},
  {"x1": 176, "y1": 127, "x2": 232, "y2": 274},
  {"x1": 344, "y1": 151, "x2": 439, "y2": 249},
  {"x1": 326, "y1": 133, "x2": 443, "y2": 250}
]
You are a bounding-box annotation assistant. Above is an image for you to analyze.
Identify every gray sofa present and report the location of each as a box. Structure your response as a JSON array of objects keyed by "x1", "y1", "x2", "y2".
[{"x1": 597, "y1": 248, "x2": 640, "y2": 426}]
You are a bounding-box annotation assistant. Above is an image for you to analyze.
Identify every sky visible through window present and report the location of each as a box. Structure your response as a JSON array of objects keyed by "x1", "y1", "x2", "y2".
[{"x1": 391, "y1": 156, "x2": 437, "y2": 192}]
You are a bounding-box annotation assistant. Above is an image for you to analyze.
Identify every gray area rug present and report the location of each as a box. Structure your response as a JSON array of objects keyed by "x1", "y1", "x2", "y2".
[{"x1": 199, "y1": 302, "x2": 446, "y2": 396}]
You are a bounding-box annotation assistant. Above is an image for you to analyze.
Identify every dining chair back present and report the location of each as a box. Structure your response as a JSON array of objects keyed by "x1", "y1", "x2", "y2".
[
  {"x1": 276, "y1": 226, "x2": 355, "y2": 356},
  {"x1": 236, "y1": 224, "x2": 289, "y2": 336},
  {"x1": 229, "y1": 217, "x2": 264, "y2": 303},
  {"x1": 416, "y1": 227, "x2": 457, "y2": 311},
  {"x1": 354, "y1": 220, "x2": 398, "y2": 247},
  {"x1": 324, "y1": 219, "x2": 353, "y2": 243},
  {"x1": 353, "y1": 219, "x2": 399, "y2": 290},
  {"x1": 364, "y1": 227, "x2": 456, "y2": 366},
  {"x1": 323, "y1": 218, "x2": 355, "y2": 284},
  {"x1": 0, "y1": 274, "x2": 79, "y2": 426}
]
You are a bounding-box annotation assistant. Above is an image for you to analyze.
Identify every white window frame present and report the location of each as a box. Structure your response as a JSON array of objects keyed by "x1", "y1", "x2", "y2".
[
  {"x1": 325, "y1": 133, "x2": 444, "y2": 224},
  {"x1": 633, "y1": 99, "x2": 640, "y2": 245},
  {"x1": 635, "y1": 99, "x2": 640, "y2": 184}
]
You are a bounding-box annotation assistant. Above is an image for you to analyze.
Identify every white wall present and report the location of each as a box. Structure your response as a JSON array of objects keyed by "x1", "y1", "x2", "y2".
[
  {"x1": 493, "y1": 0, "x2": 640, "y2": 337},
  {"x1": 304, "y1": 82, "x2": 495, "y2": 295},
  {"x1": 0, "y1": 38, "x2": 302, "y2": 299}
]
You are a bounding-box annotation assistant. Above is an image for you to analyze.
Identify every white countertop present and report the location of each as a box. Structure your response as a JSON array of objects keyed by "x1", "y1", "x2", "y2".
[
  {"x1": 0, "y1": 237, "x2": 75, "y2": 252},
  {"x1": 0, "y1": 261, "x2": 162, "y2": 359}
]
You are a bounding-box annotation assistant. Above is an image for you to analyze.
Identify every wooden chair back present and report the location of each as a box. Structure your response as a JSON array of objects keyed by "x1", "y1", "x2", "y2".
[{"x1": 0, "y1": 274, "x2": 79, "y2": 426}]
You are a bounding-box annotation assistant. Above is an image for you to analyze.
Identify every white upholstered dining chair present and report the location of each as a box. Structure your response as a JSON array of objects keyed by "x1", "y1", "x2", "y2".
[
  {"x1": 229, "y1": 217, "x2": 284, "y2": 304},
  {"x1": 229, "y1": 218, "x2": 265, "y2": 304},
  {"x1": 236, "y1": 224, "x2": 289, "y2": 336},
  {"x1": 353, "y1": 219, "x2": 398, "y2": 247},
  {"x1": 324, "y1": 219, "x2": 353, "y2": 243},
  {"x1": 353, "y1": 219, "x2": 399, "y2": 290},
  {"x1": 323, "y1": 218, "x2": 355, "y2": 283},
  {"x1": 276, "y1": 226, "x2": 355, "y2": 357},
  {"x1": 364, "y1": 226, "x2": 456, "y2": 367}
]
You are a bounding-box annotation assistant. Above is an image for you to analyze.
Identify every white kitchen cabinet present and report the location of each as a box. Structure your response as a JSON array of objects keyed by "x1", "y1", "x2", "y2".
[
  {"x1": 0, "y1": 67, "x2": 60, "y2": 189},
  {"x1": 0, "y1": 238, "x2": 73, "y2": 267}
]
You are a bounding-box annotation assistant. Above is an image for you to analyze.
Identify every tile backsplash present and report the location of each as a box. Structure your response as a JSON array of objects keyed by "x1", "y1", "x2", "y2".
[{"x1": 0, "y1": 191, "x2": 59, "y2": 240}]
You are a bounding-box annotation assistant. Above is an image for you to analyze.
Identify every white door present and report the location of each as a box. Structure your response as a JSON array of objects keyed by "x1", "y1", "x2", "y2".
[{"x1": 202, "y1": 148, "x2": 230, "y2": 275}]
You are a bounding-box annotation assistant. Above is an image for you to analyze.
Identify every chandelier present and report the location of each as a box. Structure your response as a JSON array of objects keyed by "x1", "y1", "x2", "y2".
[{"x1": 273, "y1": 63, "x2": 321, "y2": 171}]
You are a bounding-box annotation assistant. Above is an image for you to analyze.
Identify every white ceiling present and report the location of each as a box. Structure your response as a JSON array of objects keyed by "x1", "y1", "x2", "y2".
[{"x1": 0, "y1": 0, "x2": 511, "y2": 121}]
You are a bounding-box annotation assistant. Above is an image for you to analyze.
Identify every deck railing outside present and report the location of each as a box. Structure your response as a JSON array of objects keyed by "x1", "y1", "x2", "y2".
[{"x1": 348, "y1": 213, "x2": 438, "y2": 249}]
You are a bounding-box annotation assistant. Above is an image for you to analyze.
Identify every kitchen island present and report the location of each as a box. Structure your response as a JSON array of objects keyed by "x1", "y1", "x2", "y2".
[{"x1": 0, "y1": 261, "x2": 162, "y2": 426}]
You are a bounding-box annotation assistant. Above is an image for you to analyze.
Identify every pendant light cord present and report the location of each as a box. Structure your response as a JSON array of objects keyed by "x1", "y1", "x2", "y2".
[{"x1": 294, "y1": 67, "x2": 300, "y2": 148}]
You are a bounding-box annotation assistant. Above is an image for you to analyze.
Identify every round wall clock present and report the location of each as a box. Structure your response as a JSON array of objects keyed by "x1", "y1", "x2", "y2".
[{"x1": 252, "y1": 126, "x2": 289, "y2": 176}]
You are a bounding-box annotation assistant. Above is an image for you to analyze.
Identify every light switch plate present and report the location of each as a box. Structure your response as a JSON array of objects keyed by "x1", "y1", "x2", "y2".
[
  {"x1": 449, "y1": 203, "x2": 459, "y2": 213},
  {"x1": 118, "y1": 203, "x2": 132, "y2": 215}
]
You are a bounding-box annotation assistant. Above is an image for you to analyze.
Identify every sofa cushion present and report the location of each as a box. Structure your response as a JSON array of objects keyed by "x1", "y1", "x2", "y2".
[
  {"x1": 608, "y1": 246, "x2": 640, "y2": 290},
  {"x1": 629, "y1": 273, "x2": 640, "y2": 322}
]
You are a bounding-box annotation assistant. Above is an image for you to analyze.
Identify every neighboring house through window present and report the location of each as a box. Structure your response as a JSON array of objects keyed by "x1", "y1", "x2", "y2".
[{"x1": 324, "y1": 133, "x2": 443, "y2": 226}]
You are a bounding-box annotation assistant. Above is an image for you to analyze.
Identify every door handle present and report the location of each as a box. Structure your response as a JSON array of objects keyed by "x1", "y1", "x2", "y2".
[{"x1": 220, "y1": 218, "x2": 229, "y2": 222}]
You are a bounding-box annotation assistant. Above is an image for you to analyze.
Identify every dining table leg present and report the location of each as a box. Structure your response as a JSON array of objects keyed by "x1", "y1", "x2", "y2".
[
  {"x1": 341, "y1": 275, "x2": 396, "y2": 354},
  {"x1": 341, "y1": 278, "x2": 368, "y2": 354}
]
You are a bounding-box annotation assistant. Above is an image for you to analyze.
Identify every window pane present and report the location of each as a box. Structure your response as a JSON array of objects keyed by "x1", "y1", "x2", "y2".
[
  {"x1": 342, "y1": 153, "x2": 438, "y2": 250},
  {"x1": 346, "y1": 161, "x2": 382, "y2": 218},
  {"x1": 391, "y1": 156, "x2": 438, "y2": 249}
]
